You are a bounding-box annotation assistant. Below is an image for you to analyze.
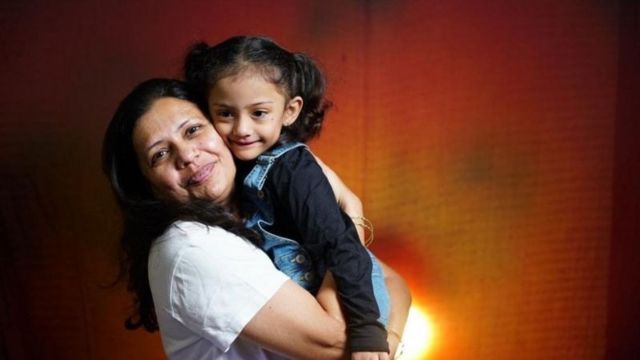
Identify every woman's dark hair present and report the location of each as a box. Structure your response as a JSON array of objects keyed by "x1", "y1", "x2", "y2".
[
  {"x1": 184, "y1": 35, "x2": 331, "y2": 143},
  {"x1": 102, "y1": 78, "x2": 260, "y2": 332}
]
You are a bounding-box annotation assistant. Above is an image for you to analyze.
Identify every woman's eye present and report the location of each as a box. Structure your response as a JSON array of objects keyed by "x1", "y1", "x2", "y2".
[
  {"x1": 151, "y1": 150, "x2": 168, "y2": 165},
  {"x1": 186, "y1": 125, "x2": 201, "y2": 136}
]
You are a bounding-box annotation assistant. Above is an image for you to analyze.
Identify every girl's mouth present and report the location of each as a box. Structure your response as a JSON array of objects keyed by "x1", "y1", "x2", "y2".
[{"x1": 232, "y1": 139, "x2": 259, "y2": 147}]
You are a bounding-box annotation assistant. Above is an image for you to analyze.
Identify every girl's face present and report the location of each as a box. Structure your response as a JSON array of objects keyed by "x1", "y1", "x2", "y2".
[
  {"x1": 208, "y1": 70, "x2": 302, "y2": 161},
  {"x1": 133, "y1": 97, "x2": 236, "y2": 205}
]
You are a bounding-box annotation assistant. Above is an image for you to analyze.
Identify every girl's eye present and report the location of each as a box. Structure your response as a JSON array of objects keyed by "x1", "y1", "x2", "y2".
[
  {"x1": 151, "y1": 150, "x2": 168, "y2": 165},
  {"x1": 216, "y1": 110, "x2": 233, "y2": 119},
  {"x1": 253, "y1": 110, "x2": 268, "y2": 118}
]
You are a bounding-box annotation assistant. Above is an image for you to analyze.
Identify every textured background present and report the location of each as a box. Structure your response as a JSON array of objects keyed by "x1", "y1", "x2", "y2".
[{"x1": 1, "y1": 1, "x2": 638, "y2": 359}]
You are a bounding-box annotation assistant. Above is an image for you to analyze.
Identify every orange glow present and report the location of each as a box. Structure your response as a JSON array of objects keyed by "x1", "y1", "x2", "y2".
[{"x1": 400, "y1": 305, "x2": 435, "y2": 359}]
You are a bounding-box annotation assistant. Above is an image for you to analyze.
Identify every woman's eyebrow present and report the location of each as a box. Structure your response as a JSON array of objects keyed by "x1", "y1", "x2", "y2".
[{"x1": 145, "y1": 119, "x2": 192, "y2": 152}]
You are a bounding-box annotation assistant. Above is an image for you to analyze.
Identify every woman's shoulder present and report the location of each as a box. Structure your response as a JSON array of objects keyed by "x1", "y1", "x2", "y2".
[
  {"x1": 152, "y1": 220, "x2": 265, "y2": 263},
  {"x1": 151, "y1": 221, "x2": 288, "y2": 305},
  {"x1": 156, "y1": 220, "x2": 232, "y2": 243},
  {"x1": 149, "y1": 220, "x2": 282, "y2": 290}
]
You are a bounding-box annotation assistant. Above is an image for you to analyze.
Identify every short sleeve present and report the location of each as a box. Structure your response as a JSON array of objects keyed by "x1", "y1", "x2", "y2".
[{"x1": 167, "y1": 224, "x2": 288, "y2": 352}]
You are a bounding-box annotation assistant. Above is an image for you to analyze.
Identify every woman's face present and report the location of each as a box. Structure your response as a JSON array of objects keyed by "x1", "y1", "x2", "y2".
[{"x1": 132, "y1": 97, "x2": 236, "y2": 205}]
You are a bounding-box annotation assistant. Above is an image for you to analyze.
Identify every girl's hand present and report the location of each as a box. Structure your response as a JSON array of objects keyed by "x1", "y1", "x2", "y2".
[
  {"x1": 386, "y1": 332, "x2": 402, "y2": 359},
  {"x1": 352, "y1": 351, "x2": 390, "y2": 360}
]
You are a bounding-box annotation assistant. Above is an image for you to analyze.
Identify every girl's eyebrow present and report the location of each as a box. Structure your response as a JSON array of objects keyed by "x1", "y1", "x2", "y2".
[
  {"x1": 211, "y1": 100, "x2": 274, "y2": 107},
  {"x1": 209, "y1": 101, "x2": 229, "y2": 107},
  {"x1": 251, "y1": 101, "x2": 274, "y2": 106},
  {"x1": 145, "y1": 119, "x2": 191, "y2": 152}
]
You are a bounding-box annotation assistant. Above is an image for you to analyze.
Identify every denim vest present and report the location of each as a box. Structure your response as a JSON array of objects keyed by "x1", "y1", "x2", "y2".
[
  {"x1": 242, "y1": 142, "x2": 390, "y2": 325},
  {"x1": 242, "y1": 142, "x2": 323, "y2": 293}
]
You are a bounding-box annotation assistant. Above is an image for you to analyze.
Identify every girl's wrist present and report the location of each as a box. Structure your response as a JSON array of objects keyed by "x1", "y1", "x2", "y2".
[{"x1": 387, "y1": 329, "x2": 404, "y2": 359}]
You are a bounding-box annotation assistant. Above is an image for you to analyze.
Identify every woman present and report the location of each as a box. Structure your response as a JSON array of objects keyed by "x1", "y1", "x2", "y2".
[{"x1": 102, "y1": 78, "x2": 410, "y2": 359}]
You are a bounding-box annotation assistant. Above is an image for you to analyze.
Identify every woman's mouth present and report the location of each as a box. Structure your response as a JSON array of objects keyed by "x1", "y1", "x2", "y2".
[{"x1": 187, "y1": 162, "x2": 215, "y2": 186}]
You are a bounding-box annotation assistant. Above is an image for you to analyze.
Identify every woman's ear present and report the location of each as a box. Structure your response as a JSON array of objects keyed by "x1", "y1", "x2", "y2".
[{"x1": 283, "y1": 96, "x2": 303, "y2": 126}]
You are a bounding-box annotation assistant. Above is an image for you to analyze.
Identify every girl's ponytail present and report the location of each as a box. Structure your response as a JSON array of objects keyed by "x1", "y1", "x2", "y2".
[
  {"x1": 184, "y1": 42, "x2": 213, "y2": 93},
  {"x1": 284, "y1": 52, "x2": 331, "y2": 143},
  {"x1": 183, "y1": 36, "x2": 332, "y2": 143}
]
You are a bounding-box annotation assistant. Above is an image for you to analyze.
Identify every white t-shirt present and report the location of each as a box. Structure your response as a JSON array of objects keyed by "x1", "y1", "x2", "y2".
[{"x1": 148, "y1": 221, "x2": 290, "y2": 360}]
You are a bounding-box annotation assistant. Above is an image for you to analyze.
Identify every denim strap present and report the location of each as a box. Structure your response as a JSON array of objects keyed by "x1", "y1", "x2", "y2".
[{"x1": 243, "y1": 142, "x2": 307, "y2": 191}]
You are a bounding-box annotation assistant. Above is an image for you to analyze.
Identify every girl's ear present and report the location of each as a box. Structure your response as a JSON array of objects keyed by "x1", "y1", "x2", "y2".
[{"x1": 283, "y1": 96, "x2": 303, "y2": 126}]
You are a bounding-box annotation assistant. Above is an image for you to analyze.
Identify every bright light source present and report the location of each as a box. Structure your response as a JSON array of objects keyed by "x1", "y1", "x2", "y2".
[{"x1": 400, "y1": 305, "x2": 435, "y2": 359}]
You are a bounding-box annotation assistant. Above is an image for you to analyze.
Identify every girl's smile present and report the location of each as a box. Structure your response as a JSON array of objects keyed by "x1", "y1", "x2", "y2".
[{"x1": 208, "y1": 69, "x2": 302, "y2": 161}]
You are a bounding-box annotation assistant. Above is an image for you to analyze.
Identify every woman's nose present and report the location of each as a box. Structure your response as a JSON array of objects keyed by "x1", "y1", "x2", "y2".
[{"x1": 175, "y1": 145, "x2": 198, "y2": 169}]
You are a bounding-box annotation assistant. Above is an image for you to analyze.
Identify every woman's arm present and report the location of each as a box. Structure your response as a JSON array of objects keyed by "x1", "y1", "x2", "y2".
[
  {"x1": 314, "y1": 264, "x2": 412, "y2": 360},
  {"x1": 244, "y1": 260, "x2": 412, "y2": 360},
  {"x1": 241, "y1": 280, "x2": 348, "y2": 360},
  {"x1": 162, "y1": 223, "x2": 348, "y2": 360}
]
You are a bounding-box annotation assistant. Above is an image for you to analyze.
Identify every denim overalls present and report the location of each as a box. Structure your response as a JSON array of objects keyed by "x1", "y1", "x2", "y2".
[{"x1": 242, "y1": 142, "x2": 390, "y2": 325}]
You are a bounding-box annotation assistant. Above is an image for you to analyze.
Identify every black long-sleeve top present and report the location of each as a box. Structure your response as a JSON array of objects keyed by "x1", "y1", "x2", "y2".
[{"x1": 236, "y1": 146, "x2": 388, "y2": 353}]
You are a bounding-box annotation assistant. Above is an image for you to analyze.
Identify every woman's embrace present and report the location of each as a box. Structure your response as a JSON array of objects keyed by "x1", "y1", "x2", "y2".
[{"x1": 102, "y1": 69, "x2": 410, "y2": 359}]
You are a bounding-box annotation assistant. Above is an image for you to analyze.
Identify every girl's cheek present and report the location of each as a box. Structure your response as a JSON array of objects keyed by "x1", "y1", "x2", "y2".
[{"x1": 217, "y1": 123, "x2": 232, "y2": 135}]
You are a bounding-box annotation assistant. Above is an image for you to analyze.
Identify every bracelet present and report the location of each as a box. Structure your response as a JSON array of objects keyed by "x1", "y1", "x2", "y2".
[
  {"x1": 350, "y1": 216, "x2": 374, "y2": 247},
  {"x1": 388, "y1": 329, "x2": 402, "y2": 341},
  {"x1": 388, "y1": 330, "x2": 404, "y2": 359}
]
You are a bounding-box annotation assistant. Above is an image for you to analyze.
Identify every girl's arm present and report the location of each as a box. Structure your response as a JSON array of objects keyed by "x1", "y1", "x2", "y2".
[
  {"x1": 314, "y1": 155, "x2": 365, "y2": 243},
  {"x1": 241, "y1": 155, "x2": 361, "y2": 360},
  {"x1": 314, "y1": 264, "x2": 412, "y2": 360},
  {"x1": 315, "y1": 155, "x2": 412, "y2": 358}
]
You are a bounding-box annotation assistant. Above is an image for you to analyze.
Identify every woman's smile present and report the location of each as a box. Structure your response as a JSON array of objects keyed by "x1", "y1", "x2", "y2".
[
  {"x1": 133, "y1": 97, "x2": 236, "y2": 205},
  {"x1": 186, "y1": 161, "x2": 216, "y2": 187}
]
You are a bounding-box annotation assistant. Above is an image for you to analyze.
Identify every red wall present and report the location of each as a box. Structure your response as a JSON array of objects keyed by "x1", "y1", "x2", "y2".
[{"x1": 0, "y1": 1, "x2": 637, "y2": 359}]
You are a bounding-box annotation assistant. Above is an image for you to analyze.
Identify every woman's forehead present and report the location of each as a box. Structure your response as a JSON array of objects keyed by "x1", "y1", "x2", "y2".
[{"x1": 134, "y1": 98, "x2": 205, "y2": 145}]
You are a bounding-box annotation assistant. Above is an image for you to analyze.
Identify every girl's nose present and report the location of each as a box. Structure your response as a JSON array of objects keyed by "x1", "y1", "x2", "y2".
[{"x1": 233, "y1": 115, "x2": 251, "y2": 137}]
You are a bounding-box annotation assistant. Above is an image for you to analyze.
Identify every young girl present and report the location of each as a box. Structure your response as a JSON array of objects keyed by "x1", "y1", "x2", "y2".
[{"x1": 185, "y1": 36, "x2": 393, "y2": 358}]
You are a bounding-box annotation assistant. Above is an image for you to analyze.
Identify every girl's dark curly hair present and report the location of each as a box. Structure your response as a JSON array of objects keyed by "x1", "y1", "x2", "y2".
[
  {"x1": 102, "y1": 78, "x2": 260, "y2": 332},
  {"x1": 184, "y1": 35, "x2": 332, "y2": 143}
]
